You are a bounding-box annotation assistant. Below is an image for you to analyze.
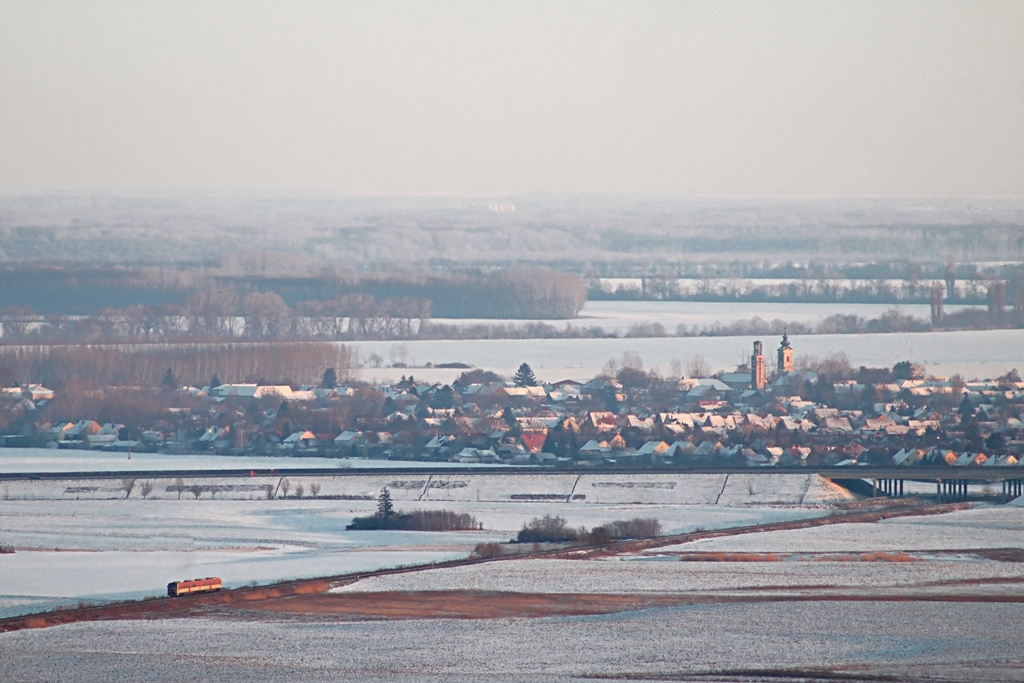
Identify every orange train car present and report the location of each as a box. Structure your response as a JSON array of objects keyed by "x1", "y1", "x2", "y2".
[{"x1": 166, "y1": 577, "x2": 223, "y2": 597}]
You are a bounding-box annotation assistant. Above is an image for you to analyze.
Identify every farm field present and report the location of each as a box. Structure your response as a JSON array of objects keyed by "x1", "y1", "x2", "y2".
[
  {"x1": 3, "y1": 594, "x2": 1022, "y2": 681},
  {"x1": 0, "y1": 447, "x2": 505, "y2": 475},
  {"x1": 2, "y1": 490, "x2": 1023, "y2": 680},
  {"x1": 430, "y1": 298, "x2": 973, "y2": 334},
  {"x1": 0, "y1": 472, "x2": 843, "y2": 618}
]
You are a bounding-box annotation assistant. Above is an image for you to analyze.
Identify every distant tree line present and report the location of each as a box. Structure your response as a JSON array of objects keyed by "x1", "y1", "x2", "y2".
[
  {"x1": 0, "y1": 266, "x2": 585, "y2": 320},
  {"x1": 0, "y1": 342, "x2": 355, "y2": 388},
  {"x1": 589, "y1": 271, "x2": 1024, "y2": 307}
]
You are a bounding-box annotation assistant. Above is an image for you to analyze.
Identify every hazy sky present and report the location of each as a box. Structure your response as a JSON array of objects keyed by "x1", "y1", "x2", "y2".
[{"x1": 2, "y1": 1, "x2": 1022, "y2": 196}]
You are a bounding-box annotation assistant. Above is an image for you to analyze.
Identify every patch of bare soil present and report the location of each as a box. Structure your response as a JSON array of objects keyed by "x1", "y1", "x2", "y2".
[
  {"x1": 213, "y1": 588, "x2": 1024, "y2": 622},
  {"x1": 219, "y1": 591, "x2": 687, "y2": 620}
]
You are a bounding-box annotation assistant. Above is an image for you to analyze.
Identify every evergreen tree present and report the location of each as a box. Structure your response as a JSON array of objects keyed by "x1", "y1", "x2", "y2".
[
  {"x1": 512, "y1": 362, "x2": 538, "y2": 387},
  {"x1": 376, "y1": 486, "x2": 395, "y2": 520},
  {"x1": 958, "y1": 393, "x2": 975, "y2": 418},
  {"x1": 210, "y1": 373, "x2": 221, "y2": 389},
  {"x1": 161, "y1": 368, "x2": 177, "y2": 390},
  {"x1": 322, "y1": 367, "x2": 338, "y2": 389}
]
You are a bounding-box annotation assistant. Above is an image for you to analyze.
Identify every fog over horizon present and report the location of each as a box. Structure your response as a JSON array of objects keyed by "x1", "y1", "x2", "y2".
[{"x1": 2, "y1": 1, "x2": 1023, "y2": 197}]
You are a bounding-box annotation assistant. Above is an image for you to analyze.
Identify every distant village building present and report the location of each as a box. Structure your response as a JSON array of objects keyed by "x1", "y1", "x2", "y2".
[
  {"x1": 751, "y1": 340, "x2": 766, "y2": 391},
  {"x1": 778, "y1": 331, "x2": 794, "y2": 374}
]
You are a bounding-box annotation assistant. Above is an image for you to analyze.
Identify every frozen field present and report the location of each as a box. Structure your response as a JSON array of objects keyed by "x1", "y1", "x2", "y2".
[
  {"x1": 4, "y1": 602, "x2": 1023, "y2": 682},
  {"x1": 351, "y1": 328, "x2": 1024, "y2": 383}
]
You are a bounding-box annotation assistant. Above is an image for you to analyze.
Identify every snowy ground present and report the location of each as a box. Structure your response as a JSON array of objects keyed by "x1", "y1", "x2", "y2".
[
  {"x1": 333, "y1": 506, "x2": 1024, "y2": 600},
  {"x1": 335, "y1": 553, "x2": 1024, "y2": 598},
  {"x1": 350, "y1": 328, "x2": 1024, "y2": 384},
  {"x1": 0, "y1": 447, "x2": 505, "y2": 475},
  {"x1": 4, "y1": 603, "x2": 1023, "y2": 682},
  {"x1": 0, "y1": 470, "x2": 851, "y2": 506},
  {"x1": 431, "y1": 299, "x2": 968, "y2": 334},
  {"x1": 0, "y1": 473, "x2": 837, "y2": 618},
  {"x1": 655, "y1": 504, "x2": 1024, "y2": 553}
]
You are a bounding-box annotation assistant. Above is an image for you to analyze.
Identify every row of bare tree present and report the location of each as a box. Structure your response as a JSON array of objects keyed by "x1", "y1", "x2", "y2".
[
  {"x1": 0, "y1": 342, "x2": 355, "y2": 387},
  {"x1": 0, "y1": 293, "x2": 431, "y2": 343}
]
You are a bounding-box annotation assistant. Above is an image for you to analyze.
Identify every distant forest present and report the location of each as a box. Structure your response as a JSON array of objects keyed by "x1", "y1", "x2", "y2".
[
  {"x1": 1, "y1": 193, "x2": 1021, "y2": 342},
  {"x1": 1, "y1": 193, "x2": 1022, "y2": 268}
]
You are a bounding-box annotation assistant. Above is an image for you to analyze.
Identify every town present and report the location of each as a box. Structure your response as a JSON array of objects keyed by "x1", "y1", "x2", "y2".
[{"x1": 3, "y1": 334, "x2": 1021, "y2": 471}]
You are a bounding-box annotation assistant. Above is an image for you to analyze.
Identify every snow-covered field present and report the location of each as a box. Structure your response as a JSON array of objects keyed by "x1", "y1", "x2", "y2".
[
  {"x1": 0, "y1": 447, "x2": 505, "y2": 475},
  {"x1": 5, "y1": 603, "x2": 1023, "y2": 682},
  {"x1": 350, "y1": 328, "x2": 1024, "y2": 383},
  {"x1": 0, "y1": 470, "x2": 850, "y2": 506},
  {"x1": 0, "y1": 496, "x2": 501, "y2": 617},
  {"x1": 0, "y1": 473, "x2": 839, "y2": 618},
  {"x1": 431, "y1": 299, "x2": 970, "y2": 334},
  {"x1": 655, "y1": 505, "x2": 1024, "y2": 553},
  {"x1": 333, "y1": 505, "x2": 1024, "y2": 599},
  {"x1": 335, "y1": 553, "x2": 1024, "y2": 597}
]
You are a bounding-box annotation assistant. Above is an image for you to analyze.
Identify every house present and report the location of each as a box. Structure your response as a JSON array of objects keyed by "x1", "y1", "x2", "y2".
[
  {"x1": 519, "y1": 431, "x2": 548, "y2": 454},
  {"x1": 334, "y1": 430, "x2": 362, "y2": 455},
  {"x1": 281, "y1": 430, "x2": 317, "y2": 450}
]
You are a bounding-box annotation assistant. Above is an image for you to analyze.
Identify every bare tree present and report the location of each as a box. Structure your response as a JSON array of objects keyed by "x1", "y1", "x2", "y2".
[
  {"x1": 279, "y1": 479, "x2": 290, "y2": 498},
  {"x1": 309, "y1": 483, "x2": 320, "y2": 499},
  {"x1": 294, "y1": 484, "x2": 304, "y2": 499},
  {"x1": 190, "y1": 483, "x2": 203, "y2": 500},
  {"x1": 241, "y1": 291, "x2": 291, "y2": 338},
  {"x1": 185, "y1": 286, "x2": 237, "y2": 337},
  {"x1": 687, "y1": 354, "x2": 710, "y2": 379},
  {"x1": 139, "y1": 481, "x2": 154, "y2": 499},
  {"x1": 121, "y1": 478, "x2": 135, "y2": 499}
]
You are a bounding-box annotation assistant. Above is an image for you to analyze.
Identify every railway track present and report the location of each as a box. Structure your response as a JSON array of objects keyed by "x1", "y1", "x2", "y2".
[{"x1": 0, "y1": 499, "x2": 971, "y2": 633}]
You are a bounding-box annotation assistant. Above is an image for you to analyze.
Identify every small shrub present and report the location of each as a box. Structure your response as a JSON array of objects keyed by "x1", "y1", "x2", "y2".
[
  {"x1": 346, "y1": 508, "x2": 479, "y2": 531},
  {"x1": 294, "y1": 484, "x2": 304, "y2": 499},
  {"x1": 517, "y1": 515, "x2": 579, "y2": 543},
  {"x1": 474, "y1": 542, "x2": 504, "y2": 558},
  {"x1": 605, "y1": 518, "x2": 662, "y2": 540},
  {"x1": 404, "y1": 509, "x2": 478, "y2": 531}
]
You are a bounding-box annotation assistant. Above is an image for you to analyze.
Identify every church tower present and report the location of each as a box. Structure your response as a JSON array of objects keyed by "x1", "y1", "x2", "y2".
[
  {"x1": 751, "y1": 340, "x2": 766, "y2": 390},
  {"x1": 777, "y1": 331, "x2": 793, "y2": 374}
]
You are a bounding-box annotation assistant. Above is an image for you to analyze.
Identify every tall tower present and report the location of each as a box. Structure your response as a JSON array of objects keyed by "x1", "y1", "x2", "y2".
[
  {"x1": 751, "y1": 340, "x2": 766, "y2": 390},
  {"x1": 777, "y1": 331, "x2": 793, "y2": 374}
]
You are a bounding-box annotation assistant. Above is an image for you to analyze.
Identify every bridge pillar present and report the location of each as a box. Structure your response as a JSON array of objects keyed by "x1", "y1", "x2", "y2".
[
  {"x1": 937, "y1": 479, "x2": 943, "y2": 502},
  {"x1": 899, "y1": 479, "x2": 904, "y2": 497}
]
